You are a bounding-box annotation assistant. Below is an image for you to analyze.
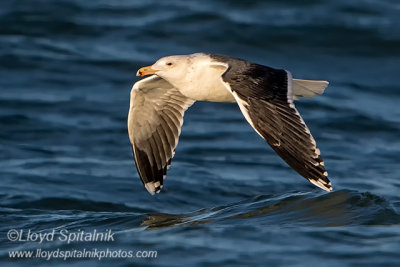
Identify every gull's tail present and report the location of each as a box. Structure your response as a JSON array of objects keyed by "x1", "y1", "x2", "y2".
[{"x1": 292, "y1": 79, "x2": 329, "y2": 100}]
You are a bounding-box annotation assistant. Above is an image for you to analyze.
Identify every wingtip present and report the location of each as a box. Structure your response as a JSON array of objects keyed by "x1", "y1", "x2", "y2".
[
  {"x1": 144, "y1": 183, "x2": 155, "y2": 195},
  {"x1": 144, "y1": 182, "x2": 163, "y2": 195},
  {"x1": 309, "y1": 179, "x2": 333, "y2": 192}
]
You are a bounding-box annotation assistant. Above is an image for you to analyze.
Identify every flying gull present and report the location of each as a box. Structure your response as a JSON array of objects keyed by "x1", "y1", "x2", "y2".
[{"x1": 128, "y1": 53, "x2": 332, "y2": 195}]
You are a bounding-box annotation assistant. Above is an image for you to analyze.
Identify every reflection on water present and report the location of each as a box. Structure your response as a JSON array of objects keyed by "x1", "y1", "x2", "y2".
[{"x1": 141, "y1": 190, "x2": 400, "y2": 230}]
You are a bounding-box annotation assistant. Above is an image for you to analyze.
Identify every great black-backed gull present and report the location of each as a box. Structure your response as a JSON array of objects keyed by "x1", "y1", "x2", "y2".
[{"x1": 128, "y1": 53, "x2": 332, "y2": 195}]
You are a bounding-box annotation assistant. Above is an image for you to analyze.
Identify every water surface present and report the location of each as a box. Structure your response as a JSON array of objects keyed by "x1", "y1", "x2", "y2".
[{"x1": 1, "y1": 0, "x2": 400, "y2": 266}]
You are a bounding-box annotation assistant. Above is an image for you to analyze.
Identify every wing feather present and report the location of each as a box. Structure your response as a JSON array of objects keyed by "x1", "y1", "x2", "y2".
[
  {"x1": 214, "y1": 59, "x2": 332, "y2": 191},
  {"x1": 128, "y1": 75, "x2": 195, "y2": 194}
]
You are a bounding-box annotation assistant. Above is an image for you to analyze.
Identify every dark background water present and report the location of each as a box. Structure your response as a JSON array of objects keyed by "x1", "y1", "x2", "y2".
[{"x1": 1, "y1": 0, "x2": 400, "y2": 266}]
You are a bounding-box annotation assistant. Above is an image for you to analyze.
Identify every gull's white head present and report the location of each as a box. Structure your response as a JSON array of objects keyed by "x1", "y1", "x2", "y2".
[
  {"x1": 136, "y1": 53, "x2": 212, "y2": 86},
  {"x1": 136, "y1": 55, "x2": 191, "y2": 80}
]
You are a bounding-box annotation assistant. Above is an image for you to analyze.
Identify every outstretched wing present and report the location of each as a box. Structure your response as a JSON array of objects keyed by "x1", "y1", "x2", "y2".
[
  {"x1": 214, "y1": 59, "x2": 332, "y2": 191},
  {"x1": 128, "y1": 75, "x2": 195, "y2": 194}
]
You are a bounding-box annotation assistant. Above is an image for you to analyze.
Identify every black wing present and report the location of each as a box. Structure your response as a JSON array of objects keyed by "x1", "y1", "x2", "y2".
[{"x1": 215, "y1": 57, "x2": 332, "y2": 191}]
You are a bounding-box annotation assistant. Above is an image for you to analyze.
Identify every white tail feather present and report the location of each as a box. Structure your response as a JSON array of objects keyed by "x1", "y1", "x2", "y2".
[{"x1": 292, "y1": 79, "x2": 329, "y2": 100}]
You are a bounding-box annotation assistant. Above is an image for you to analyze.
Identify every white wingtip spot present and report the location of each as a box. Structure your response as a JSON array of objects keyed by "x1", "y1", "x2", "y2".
[
  {"x1": 145, "y1": 183, "x2": 156, "y2": 195},
  {"x1": 323, "y1": 171, "x2": 328, "y2": 176},
  {"x1": 154, "y1": 181, "x2": 163, "y2": 194},
  {"x1": 315, "y1": 148, "x2": 320, "y2": 155},
  {"x1": 309, "y1": 179, "x2": 333, "y2": 192}
]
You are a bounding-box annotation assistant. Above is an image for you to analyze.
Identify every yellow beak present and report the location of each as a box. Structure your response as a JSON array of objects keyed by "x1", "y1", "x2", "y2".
[{"x1": 136, "y1": 66, "x2": 158, "y2": 77}]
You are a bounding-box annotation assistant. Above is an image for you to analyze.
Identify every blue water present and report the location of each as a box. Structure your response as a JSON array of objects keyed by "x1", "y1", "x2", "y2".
[{"x1": 1, "y1": 0, "x2": 400, "y2": 266}]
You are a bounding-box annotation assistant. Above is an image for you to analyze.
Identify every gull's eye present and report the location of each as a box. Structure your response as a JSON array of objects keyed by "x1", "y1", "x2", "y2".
[{"x1": 166, "y1": 62, "x2": 173, "y2": 66}]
